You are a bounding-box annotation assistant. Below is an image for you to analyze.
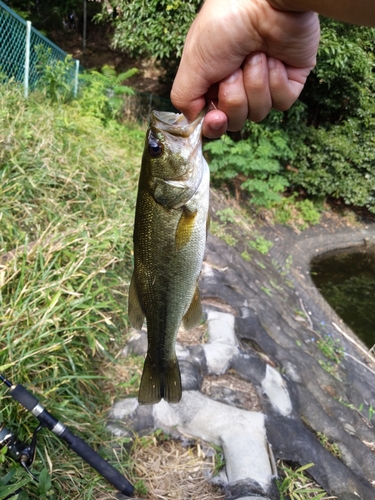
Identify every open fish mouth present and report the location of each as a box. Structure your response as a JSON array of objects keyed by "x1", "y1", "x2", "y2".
[{"x1": 151, "y1": 110, "x2": 205, "y2": 138}]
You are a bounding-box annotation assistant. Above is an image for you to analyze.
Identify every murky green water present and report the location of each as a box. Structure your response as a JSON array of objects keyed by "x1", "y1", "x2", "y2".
[{"x1": 311, "y1": 250, "x2": 375, "y2": 349}]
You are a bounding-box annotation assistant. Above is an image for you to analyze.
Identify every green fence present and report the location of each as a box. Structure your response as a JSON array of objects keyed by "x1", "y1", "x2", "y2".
[{"x1": 0, "y1": 0, "x2": 80, "y2": 97}]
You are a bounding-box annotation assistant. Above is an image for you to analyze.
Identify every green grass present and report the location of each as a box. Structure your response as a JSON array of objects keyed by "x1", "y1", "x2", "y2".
[
  {"x1": 277, "y1": 462, "x2": 329, "y2": 499},
  {"x1": 0, "y1": 82, "x2": 144, "y2": 498},
  {"x1": 248, "y1": 234, "x2": 273, "y2": 255},
  {"x1": 316, "y1": 432, "x2": 342, "y2": 459},
  {"x1": 210, "y1": 220, "x2": 238, "y2": 246}
]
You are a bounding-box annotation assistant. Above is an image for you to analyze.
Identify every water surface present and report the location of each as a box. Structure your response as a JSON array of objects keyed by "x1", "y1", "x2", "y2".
[{"x1": 311, "y1": 250, "x2": 375, "y2": 349}]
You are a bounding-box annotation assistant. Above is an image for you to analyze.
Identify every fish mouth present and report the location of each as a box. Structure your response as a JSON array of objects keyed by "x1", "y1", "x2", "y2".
[{"x1": 151, "y1": 109, "x2": 206, "y2": 138}]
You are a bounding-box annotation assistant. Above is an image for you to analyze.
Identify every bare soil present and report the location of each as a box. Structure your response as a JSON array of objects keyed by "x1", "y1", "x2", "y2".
[{"x1": 51, "y1": 28, "x2": 171, "y2": 96}]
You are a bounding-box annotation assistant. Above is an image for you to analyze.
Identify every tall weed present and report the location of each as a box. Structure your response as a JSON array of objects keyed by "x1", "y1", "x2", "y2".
[
  {"x1": 0, "y1": 81, "x2": 143, "y2": 498},
  {"x1": 78, "y1": 65, "x2": 138, "y2": 122}
]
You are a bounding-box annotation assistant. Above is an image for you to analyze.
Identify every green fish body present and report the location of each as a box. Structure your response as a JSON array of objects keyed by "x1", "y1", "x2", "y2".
[{"x1": 128, "y1": 111, "x2": 209, "y2": 405}]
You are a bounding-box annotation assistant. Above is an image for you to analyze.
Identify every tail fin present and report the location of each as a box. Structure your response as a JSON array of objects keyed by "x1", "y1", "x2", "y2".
[{"x1": 138, "y1": 354, "x2": 182, "y2": 405}]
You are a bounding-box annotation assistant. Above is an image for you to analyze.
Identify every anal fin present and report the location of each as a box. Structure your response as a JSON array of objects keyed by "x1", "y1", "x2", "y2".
[
  {"x1": 182, "y1": 286, "x2": 202, "y2": 330},
  {"x1": 138, "y1": 354, "x2": 182, "y2": 405}
]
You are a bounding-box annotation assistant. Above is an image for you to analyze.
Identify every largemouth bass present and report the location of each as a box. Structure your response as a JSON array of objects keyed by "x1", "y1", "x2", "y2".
[{"x1": 128, "y1": 110, "x2": 209, "y2": 405}]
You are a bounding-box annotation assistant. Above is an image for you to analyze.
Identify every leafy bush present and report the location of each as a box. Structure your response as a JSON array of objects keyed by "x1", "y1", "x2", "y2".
[
  {"x1": 248, "y1": 235, "x2": 273, "y2": 255},
  {"x1": 205, "y1": 124, "x2": 293, "y2": 207},
  {"x1": 273, "y1": 196, "x2": 321, "y2": 229},
  {"x1": 286, "y1": 120, "x2": 375, "y2": 211},
  {"x1": 302, "y1": 19, "x2": 375, "y2": 127},
  {"x1": 78, "y1": 65, "x2": 138, "y2": 122},
  {"x1": 35, "y1": 46, "x2": 75, "y2": 103},
  {"x1": 282, "y1": 19, "x2": 375, "y2": 211}
]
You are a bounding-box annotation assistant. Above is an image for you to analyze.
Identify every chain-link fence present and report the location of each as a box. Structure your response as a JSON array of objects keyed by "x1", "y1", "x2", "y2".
[
  {"x1": 0, "y1": 0, "x2": 80, "y2": 97},
  {"x1": 123, "y1": 92, "x2": 179, "y2": 125}
]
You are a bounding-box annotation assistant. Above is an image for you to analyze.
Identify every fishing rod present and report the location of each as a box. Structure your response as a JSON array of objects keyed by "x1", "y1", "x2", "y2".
[{"x1": 0, "y1": 373, "x2": 134, "y2": 497}]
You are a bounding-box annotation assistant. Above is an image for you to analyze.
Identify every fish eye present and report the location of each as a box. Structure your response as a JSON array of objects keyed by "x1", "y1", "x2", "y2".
[{"x1": 148, "y1": 137, "x2": 164, "y2": 158}]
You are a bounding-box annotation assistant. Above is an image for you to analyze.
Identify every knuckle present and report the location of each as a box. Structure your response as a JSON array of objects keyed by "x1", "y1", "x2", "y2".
[{"x1": 218, "y1": 88, "x2": 245, "y2": 110}]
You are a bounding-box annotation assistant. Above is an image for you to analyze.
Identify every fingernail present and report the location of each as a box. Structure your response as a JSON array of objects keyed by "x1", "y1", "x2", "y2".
[
  {"x1": 209, "y1": 120, "x2": 225, "y2": 131},
  {"x1": 247, "y1": 52, "x2": 262, "y2": 66},
  {"x1": 268, "y1": 57, "x2": 277, "y2": 69}
]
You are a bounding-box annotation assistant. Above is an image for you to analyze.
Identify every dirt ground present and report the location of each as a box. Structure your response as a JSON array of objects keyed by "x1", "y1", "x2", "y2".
[{"x1": 51, "y1": 27, "x2": 171, "y2": 96}]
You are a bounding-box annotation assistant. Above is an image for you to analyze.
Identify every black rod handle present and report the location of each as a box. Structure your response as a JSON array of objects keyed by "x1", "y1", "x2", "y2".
[
  {"x1": 60, "y1": 427, "x2": 134, "y2": 496},
  {"x1": 9, "y1": 383, "x2": 39, "y2": 410},
  {"x1": 9, "y1": 383, "x2": 134, "y2": 497}
]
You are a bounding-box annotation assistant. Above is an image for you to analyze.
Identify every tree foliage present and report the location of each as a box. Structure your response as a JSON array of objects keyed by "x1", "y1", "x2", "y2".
[
  {"x1": 302, "y1": 18, "x2": 375, "y2": 126},
  {"x1": 286, "y1": 18, "x2": 375, "y2": 211},
  {"x1": 5, "y1": 0, "x2": 101, "y2": 32},
  {"x1": 95, "y1": 0, "x2": 202, "y2": 61}
]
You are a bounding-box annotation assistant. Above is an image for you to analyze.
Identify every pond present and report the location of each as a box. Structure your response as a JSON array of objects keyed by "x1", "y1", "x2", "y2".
[{"x1": 310, "y1": 250, "x2": 375, "y2": 349}]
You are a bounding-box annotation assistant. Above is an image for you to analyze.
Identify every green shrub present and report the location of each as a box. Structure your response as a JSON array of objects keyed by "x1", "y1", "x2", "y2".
[
  {"x1": 205, "y1": 124, "x2": 293, "y2": 207},
  {"x1": 205, "y1": 19, "x2": 375, "y2": 213},
  {"x1": 282, "y1": 19, "x2": 375, "y2": 211},
  {"x1": 286, "y1": 120, "x2": 375, "y2": 211},
  {"x1": 273, "y1": 196, "x2": 321, "y2": 229},
  {"x1": 248, "y1": 235, "x2": 273, "y2": 255},
  {"x1": 302, "y1": 19, "x2": 375, "y2": 126},
  {"x1": 78, "y1": 65, "x2": 138, "y2": 122},
  {"x1": 35, "y1": 46, "x2": 75, "y2": 103}
]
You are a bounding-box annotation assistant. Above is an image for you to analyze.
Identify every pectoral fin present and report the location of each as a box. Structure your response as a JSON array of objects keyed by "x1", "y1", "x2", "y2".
[
  {"x1": 175, "y1": 207, "x2": 197, "y2": 251},
  {"x1": 128, "y1": 273, "x2": 145, "y2": 329},
  {"x1": 182, "y1": 286, "x2": 202, "y2": 330}
]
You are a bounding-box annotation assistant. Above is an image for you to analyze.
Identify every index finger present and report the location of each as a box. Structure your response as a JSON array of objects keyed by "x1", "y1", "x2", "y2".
[{"x1": 170, "y1": 6, "x2": 248, "y2": 121}]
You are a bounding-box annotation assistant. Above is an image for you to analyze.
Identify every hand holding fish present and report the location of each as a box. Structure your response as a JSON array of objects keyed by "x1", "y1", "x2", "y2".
[
  {"x1": 171, "y1": 0, "x2": 319, "y2": 138},
  {"x1": 171, "y1": 0, "x2": 375, "y2": 139}
]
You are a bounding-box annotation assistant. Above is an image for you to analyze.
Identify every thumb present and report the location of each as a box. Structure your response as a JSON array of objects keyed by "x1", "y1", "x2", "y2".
[{"x1": 171, "y1": 66, "x2": 208, "y2": 121}]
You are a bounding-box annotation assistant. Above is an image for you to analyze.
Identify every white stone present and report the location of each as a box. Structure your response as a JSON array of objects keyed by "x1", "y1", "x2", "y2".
[
  {"x1": 261, "y1": 365, "x2": 293, "y2": 417},
  {"x1": 203, "y1": 310, "x2": 238, "y2": 374},
  {"x1": 175, "y1": 342, "x2": 190, "y2": 359},
  {"x1": 201, "y1": 262, "x2": 215, "y2": 277},
  {"x1": 109, "y1": 398, "x2": 138, "y2": 419},
  {"x1": 154, "y1": 391, "x2": 272, "y2": 489},
  {"x1": 153, "y1": 399, "x2": 181, "y2": 428},
  {"x1": 206, "y1": 310, "x2": 236, "y2": 344}
]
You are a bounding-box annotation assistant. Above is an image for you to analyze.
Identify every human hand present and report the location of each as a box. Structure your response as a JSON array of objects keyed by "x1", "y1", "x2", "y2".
[{"x1": 170, "y1": 0, "x2": 320, "y2": 138}]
